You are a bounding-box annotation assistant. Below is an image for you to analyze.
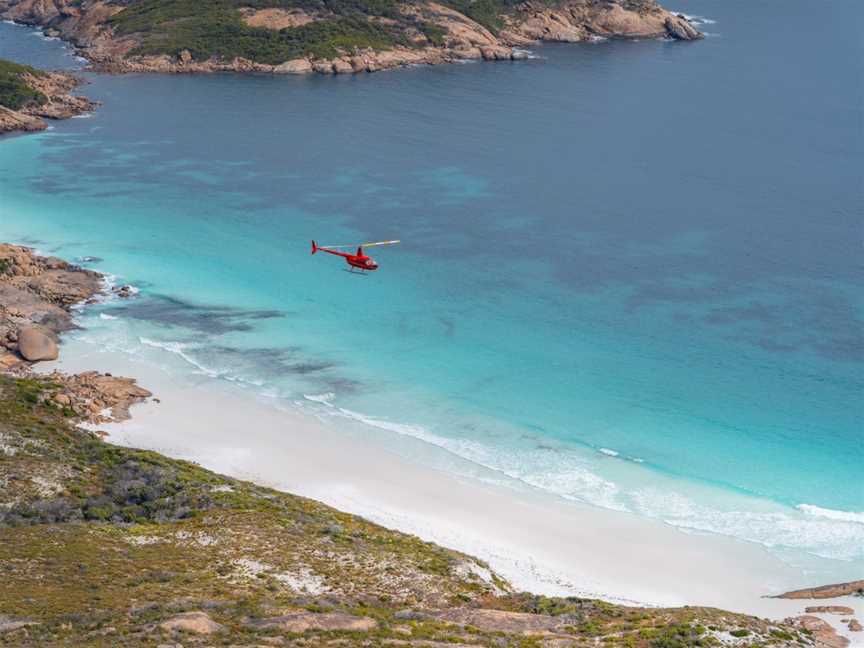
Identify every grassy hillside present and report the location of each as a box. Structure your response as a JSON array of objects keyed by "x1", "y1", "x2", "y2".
[
  {"x1": 106, "y1": 0, "x2": 532, "y2": 63},
  {"x1": 0, "y1": 58, "x2": 47, "y2": 110},
  {"x1": 0, "y1": 374, "x2": 813, "y2": 647},
  {"x1": 111, "y1": 0, "x2": 419, "y2": 63}
]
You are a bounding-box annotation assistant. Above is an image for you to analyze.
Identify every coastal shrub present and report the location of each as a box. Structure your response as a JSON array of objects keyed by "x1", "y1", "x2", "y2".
[
  {"x1": 651, "y1": 623, "x2": 712, "y2": 648},
  {"x1": 440, "y1": 0, "x2": 504, "y2": 31},
  {"x1": 440, "y1": 0, "x2": 561, "y2": 33},
  {"x1": 0, "y1": 58, "x2": 48, "y2": 110},
  {"x1": 729, "y1": 629, "x2": 750, "y2": 638},
  {"x1": 418, "y1": 22, "x2": 447, "y2": 46},
  {"x1": 0, "y1": 459, "x2": 215, "y2": 527},
  {"x1": 15, "y1": 379, "x2": 46, "y2": 405}
]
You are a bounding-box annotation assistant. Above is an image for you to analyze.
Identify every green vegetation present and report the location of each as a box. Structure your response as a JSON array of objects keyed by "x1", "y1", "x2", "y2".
[
  {"x1": 442, "y1": 0, "x2": 513, "y2": 32},
  {"x1": 108, "y1": 0, "x2": 419, "y2": 63},
  {"x1": 649, "y1": 623, "x2": 716, "y2": 648},
  {"x1": 0, "y1": 58, "x2": 47, "y2": 110},
  {"x1": 0, "y1": 374, "x2": 814, "y2": 647},
  {"x1": 105, "y1": 0, "x2": 557, "y2": 63},
  {"x1": 418, "y1": 21, "x2": 447, "y2": 46}
]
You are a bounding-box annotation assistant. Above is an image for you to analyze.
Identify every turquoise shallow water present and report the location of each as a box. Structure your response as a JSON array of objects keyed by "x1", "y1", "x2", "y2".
[{"x1": 1, "y1": 0, "x2": 862, "y2": 576}]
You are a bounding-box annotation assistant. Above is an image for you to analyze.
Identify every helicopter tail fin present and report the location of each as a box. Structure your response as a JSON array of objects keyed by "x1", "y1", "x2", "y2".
[{"x1": 311, "y1": 240, "x2": 318, "y2": 255}]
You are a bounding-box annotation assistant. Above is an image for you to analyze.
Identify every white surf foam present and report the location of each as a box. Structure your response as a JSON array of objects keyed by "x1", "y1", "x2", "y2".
[
  {"x1": 69, "y1": 309, "x2": 864, "y2": 567},
  {"x1": 139, "y1": 337, "x2": 222, "y2": 378},
  {"x1": 303, "y1": 392, "x2": 335, "y2": 405},
  {"x1": 512, "y1": 48, "x2": 541, "y2": 59},
  {"x1": 99, "y1": 313, "x2": 119, "y2": 321},
  {"x1": 631, "y1": 488, "x2": 864, "y2": 562},
  {"x1": 328, "y1": 406, "x2": 628, "y2": 512},
  {"x1": 798, "y1": 504, "x2": 864, "y2": 525},
  {"x1": 308, "y1": 402, "x2": 864, "y2": 562},
  {"x1": 678, "y1": 13, "x2": 716, "y2": 25},
  {"x1": 137, "y1": 336, "x2": 269, "y2": 389}
]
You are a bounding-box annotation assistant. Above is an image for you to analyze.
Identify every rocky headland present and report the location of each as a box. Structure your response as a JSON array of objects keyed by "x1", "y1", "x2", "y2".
[
  {"x1": 776, "y1": 581, "x2": 864, "y2": 601},
  {"x1": 0, "y1": 0, "x2": 701, "y2": 76},
  {"x1": 0, "y1": 59, "x2": 97, "y2": 134},
  {"x1": 0, "y1": 243, "x2": 151, "y2": 421}
]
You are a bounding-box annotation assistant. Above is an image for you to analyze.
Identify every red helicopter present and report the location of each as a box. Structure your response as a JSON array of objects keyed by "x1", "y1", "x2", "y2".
[{"x1": 311, "y1": 239, "x2": 400, "y2": 272}]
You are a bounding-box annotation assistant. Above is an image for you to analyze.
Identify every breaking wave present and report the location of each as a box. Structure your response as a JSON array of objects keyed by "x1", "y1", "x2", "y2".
[
  {"x1": 303, "y1": 392, "x2": 335, "y2": 405},
  {"x1": 300, "y1": 401, "x2": 864, "y2": 562},
  {"x1": 139, "y1": 337, "x2": 217, "y2": 376},
  {"x1": 65, "y1": 308, "x2": 864, "y2": 567},
  {"x1": 678, "y1": 13, "x2": 716, "y2": 25},
  {"x1": 798, "y1": 504, "x2": 864, "y2": 525}
]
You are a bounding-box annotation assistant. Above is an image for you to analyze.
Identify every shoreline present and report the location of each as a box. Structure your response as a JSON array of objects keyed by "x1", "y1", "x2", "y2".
[
  {"x1": 41, "y1": 331, "x2": 864, "y2": 644},
  {"x1": 1, "y1": 241, "x2": 862, "y2": 643},
  {"x1": 0, "y1": 61, "x2": 97, "y2": 135},
  {"x1": 0, "y1": 0, "x2": 702, "y2": 77}
]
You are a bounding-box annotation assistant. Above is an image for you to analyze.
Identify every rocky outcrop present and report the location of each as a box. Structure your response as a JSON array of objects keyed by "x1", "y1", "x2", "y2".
[
  {"x1": 246, "y1": 612, "x2": 378, "y2": 632},
  {"x1": 785, "y1": 616, "x2": 850, "y2": 648},
  {"x1": 775, "y1": 580, "x2": 864, "y2": 599},
  {"x1": 0, "y1": 106, "x2": 46, "y2": 133},
  {"x1": 665, "y1": 14, "x2": 701, "y2": 40},
  {"x1": 501, "y1": 0, "x2": 701, "y2": 44},
  {"x1": 849, "y1": 619, "x2": 862, "y2": 632},
  {"x1": 42, "y1": 370, "x2": 152, "y2": 423},
  {"x1": 0, "y1": 71, "x2": 98, "y2": 134},
  {"x1": 0, "y1": 243, "x2": 103, "y2": 359},
  {"x1": 805, "y1": 606, "x2": 856, "y2": 615},
  {"x1": 433, "y1": 608, "x2": 566, "y2": 634},
  {"x1": 0, "y1": 616, "x2": 39, "y2": 633},
  {"x1": 238, "y1": 6, "x2": 318, "y2": 29},
  {"x1": 0, "y1": 243, "x2": 152, "y2": 423},
  {"x1": 16, "y1": 326, "x2": 58, "y2": 361},
  {"x1": 159, "y1": 611, "x2": 223, "y2": 635},
  {"x1": 0, "y1": 0, "x2": 701, "y2": 77}
]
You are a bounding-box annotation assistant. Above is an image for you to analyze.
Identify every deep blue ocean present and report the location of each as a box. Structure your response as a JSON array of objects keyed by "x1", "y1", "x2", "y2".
[{"x1": 1, "y1": 0, "x2": 862, "y2": 575}]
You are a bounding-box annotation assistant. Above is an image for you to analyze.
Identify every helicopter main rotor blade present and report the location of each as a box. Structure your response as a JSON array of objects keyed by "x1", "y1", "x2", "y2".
[
  {"x1": 361, "y1": 240, "x2": 401, "y2": 248},
  {"x1": 317, "y1": 240, "x2": 400, "y2": 250}
]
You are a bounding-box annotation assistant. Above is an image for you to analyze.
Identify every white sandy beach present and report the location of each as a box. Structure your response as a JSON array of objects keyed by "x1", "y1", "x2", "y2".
[{"x1": 41, "y1": 337, "x2": 864, "y2": 645}]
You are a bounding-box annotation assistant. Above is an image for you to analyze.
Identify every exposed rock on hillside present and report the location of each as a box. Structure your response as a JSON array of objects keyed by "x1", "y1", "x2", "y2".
[
  {"x1": 786, "y1": 616, "x2": 851, "y2": 648},
  {"x1": 805, "y1": 606, "x2": 856, "y2": 616},
  {"x1": 159, "y1": 610, "x2": 224, "y2": 634}
]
